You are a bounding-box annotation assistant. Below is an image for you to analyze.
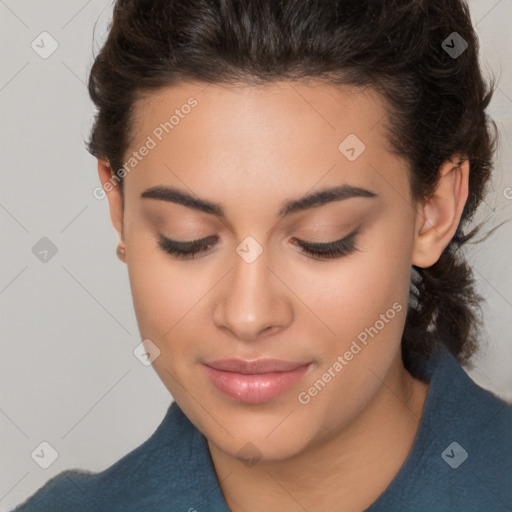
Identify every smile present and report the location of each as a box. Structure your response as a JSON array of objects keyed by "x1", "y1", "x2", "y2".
[{"x1": 201, "y1": 359, "x2": 313, "y2": 404}]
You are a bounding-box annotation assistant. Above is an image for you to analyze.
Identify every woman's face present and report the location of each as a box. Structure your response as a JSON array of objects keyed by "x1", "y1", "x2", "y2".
[{"x1": 104, "y1": 81, "x2": 423, "y2": 460}]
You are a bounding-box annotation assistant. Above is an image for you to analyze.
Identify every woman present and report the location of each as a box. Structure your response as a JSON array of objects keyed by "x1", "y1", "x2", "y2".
[{"x1": 12, "y1": 0, "x2": 511, "y2": 511}]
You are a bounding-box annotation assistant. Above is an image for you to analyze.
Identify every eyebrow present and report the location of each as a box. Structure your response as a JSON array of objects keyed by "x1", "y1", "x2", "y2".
[{"x1": 141, "y1": 184, "x2": 378, "y2": 219}]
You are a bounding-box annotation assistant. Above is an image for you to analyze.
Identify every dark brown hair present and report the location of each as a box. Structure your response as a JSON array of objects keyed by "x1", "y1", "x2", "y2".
[{"x1": 87, "y1": 0, "x2": 501, "y2": 378}]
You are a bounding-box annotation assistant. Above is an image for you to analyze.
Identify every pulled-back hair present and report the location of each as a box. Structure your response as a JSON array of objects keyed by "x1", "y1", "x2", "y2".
[{"x1": 87, "y1": 0, "x2": 500, "y2": 379}]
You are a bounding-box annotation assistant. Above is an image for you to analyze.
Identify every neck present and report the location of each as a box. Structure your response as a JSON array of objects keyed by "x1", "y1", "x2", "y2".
[{"x1": 207, "y1": 351, "x2": 430, "y2": 512}]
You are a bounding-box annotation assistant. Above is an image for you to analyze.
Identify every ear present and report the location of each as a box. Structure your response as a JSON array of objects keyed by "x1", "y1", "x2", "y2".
[
  {"x1": 97, "y1": 159, "x2": 125, "y2": 243},
  {"x1": 412, "y1": 155, "x2": 469, "y2": 268}
]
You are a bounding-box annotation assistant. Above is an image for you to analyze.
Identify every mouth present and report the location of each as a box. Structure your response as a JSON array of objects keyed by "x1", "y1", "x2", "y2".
[{"x1": 201, "y1": 358, "x2": 313, "y2": 404}]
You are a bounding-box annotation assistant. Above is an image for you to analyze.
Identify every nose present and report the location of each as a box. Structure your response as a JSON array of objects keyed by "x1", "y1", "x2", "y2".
[{"x1": 212, "y1": 248, "x2": 293, "y2": 342}]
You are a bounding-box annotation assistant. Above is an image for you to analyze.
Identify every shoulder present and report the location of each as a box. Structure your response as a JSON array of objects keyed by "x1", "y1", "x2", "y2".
[
  {"x1": 446, "y1": 362, "x2": 512, "y2": 506},
  {"x1": 412, "y1": 346, "x2": 512, "y2": 510},
  {"x1": 429, "y1": 345, "x2": 512, "y2": 462},
  {"x1": 10, "y1": 401, "x2": 223, "y2": 512},
  {"x1": 428, "y1": 376, "x2": 512, "y2": 511},
  {"x1": 369, "y1": 345, "x2": 512, "y2": 512}
]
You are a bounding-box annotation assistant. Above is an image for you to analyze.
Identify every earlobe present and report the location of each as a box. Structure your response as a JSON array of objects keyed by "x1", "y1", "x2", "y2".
[
  {"x1": 412, "y1": 156, "x2": 469, "y2": 268},
  {"x1": 97, "y1": 159, "x2": 125, "y2": 242}
]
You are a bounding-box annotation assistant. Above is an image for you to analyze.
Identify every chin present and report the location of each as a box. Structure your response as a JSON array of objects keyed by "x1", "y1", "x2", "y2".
[
  {"x1": 212, "y1": 429, "x2": 311, "y2": 465},
  {"x1": 202, "y1": 407, "x2": 315, "y2": 461}
]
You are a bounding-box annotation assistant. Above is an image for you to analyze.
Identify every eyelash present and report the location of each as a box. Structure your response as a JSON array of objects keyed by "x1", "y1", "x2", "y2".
[
  {"x1": 157, "y1": 231, "x2": 361, "y2": 261},
  {"x1": 291, "y1": 232, "x2": 360, "y2": 260}
]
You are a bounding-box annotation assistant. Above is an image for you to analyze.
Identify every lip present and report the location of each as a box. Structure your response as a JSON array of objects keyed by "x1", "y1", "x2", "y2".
[{"x1": 201, "y1": 358, "x2": 313, "y2": 404}]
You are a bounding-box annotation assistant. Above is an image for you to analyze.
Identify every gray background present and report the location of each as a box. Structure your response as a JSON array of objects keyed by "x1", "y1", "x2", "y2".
[{"x1": 1, "y1": 0, "x2": 511, "y2": 509}]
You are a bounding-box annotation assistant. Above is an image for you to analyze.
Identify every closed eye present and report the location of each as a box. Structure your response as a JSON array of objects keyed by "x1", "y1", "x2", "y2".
[
  {"x1": 157, "y1": 234, "x2": 218, "y2": 260},
  {"x1": 157, "y1": 230, "x2": 361, "y2": 261},
  {"x1": 290, "y1": 230, "x2": 360, "y2": 260}
]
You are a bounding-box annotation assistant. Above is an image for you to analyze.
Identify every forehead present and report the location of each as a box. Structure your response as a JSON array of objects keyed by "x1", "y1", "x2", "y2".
[
  {"x1": 129, "y1": 80, "x2": 389, "y2": 146},
  {"x1": 123, "y1": 80, "x2": 399, "y2": 212}
]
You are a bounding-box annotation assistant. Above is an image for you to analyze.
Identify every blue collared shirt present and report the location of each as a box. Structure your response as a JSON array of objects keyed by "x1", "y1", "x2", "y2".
[{"x1": 10, "y1": 343, "x2": 512, "y2": 512}]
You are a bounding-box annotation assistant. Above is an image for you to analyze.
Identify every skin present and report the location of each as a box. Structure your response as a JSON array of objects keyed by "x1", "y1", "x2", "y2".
[{"x1": 98, "y1": 80, "x2": 469, "y2": 512}]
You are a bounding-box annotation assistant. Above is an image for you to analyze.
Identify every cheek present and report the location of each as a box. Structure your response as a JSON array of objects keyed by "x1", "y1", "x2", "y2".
[
  {"x1": 125, "y1": 230, "x2": 188, "y2": 341},
  {"x1": 125, "y1": 229, "x2": 221, "y2": 365},
  {"x1": 292, "y1": 245, "x2": 412, "y2": 438},
  {"x1": 126, "y1": 245, "x2": 204, "y2": 398},
  {"x1": 126, "y1": 211, "x2": 413, "y2": 348},
  {"x1": 292, "y1": 227, "x2": 412, "y2": 347}
]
